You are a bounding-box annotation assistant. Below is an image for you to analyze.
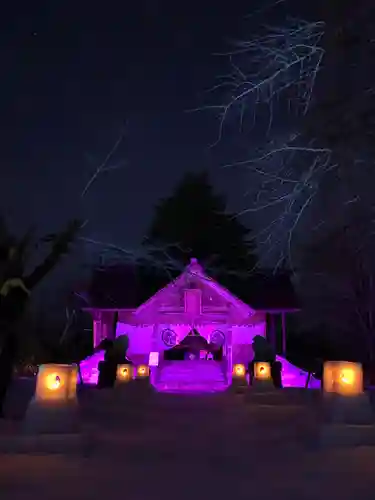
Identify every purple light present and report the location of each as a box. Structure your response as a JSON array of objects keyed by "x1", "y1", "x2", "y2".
[
  {"x1": 79, "y1": 353, "x2": 319, "y2": 391},
  {"x1": 156, "y1": 382, "x2": 229, "y2": 394},
  {"x1": 80, "y1": 352, "x2": 104, "y2": 385},
  {"x1": 276, "y1": 356, "x2": 320, "y2": 388},
  {"x1": 81, "y1": 258, "x2": 322, "y2": 393}
]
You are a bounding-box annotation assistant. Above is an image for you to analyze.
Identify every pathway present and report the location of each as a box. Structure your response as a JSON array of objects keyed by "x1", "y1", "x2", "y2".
[{"x1": 1, "y1": 381, "x2": 375, "y2": 499}]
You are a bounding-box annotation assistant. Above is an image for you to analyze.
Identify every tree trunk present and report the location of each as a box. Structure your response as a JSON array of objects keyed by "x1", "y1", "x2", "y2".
[
  {"x1": 0, "y1": 220, "x2": 83, "y2": 413},
  {"x1": 24, "y1": 219, "x2": 83, "y2": 291},
  {"x1": 0, "y1": 332, "x2": 18, "y2": 416}
]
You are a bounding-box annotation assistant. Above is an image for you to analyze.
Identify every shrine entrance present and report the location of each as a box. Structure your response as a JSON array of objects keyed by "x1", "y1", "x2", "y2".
[
  {"x1": 163, "y1": 329, "x2": 223, "y2": 361},
  {"x1": 158, "y1": 329, "x2": 227, "y2": 392}
]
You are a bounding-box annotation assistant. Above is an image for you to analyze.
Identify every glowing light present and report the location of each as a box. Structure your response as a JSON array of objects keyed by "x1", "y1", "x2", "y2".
[
  {"x1": 45, "y1": 374, "x2": 61, "y2": 390},
  {"x1": 35, "y1": 364, "x2": 78, "y2": 402},
  {"x1": 323, "y1": 361, "x2": 363, "y2": 396},
  {"x1": 137, "y1": 365, "x2": 149, "y2": 378},
  {"x1": 254, "y1": 362, "x2": 272, "y2": 381},
  {"x1": 340, "y1": 369, "x2": 355, "y2": 385},
  {"x1": 116, "y1": 364, "x2": 133, "y2": 382},
  {"x1": 233, "y1": 364, "x2": 246, "y2": 377}
]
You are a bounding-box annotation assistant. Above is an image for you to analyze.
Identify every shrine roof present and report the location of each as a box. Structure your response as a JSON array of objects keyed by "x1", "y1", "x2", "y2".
[{"x1": 83, "y1": 260, "x2": 299, "y2": 312}]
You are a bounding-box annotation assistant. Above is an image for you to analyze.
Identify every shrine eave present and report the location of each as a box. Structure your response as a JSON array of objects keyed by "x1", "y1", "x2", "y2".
[
  {"x1": 82, "y1": 306, "x2": 300, "y2": 314},
  {"x1": 256, "y1": 308, "x2": 301, "y2": 313}
]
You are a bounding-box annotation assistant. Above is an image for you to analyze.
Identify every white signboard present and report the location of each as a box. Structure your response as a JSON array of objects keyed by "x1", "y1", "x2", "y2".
[{"x1": 149, "y1": 351, "x2": 160, "y2": 367}]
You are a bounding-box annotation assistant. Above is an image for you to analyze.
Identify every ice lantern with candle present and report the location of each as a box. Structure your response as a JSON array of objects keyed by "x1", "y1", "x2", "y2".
[
  {"x1": 323, "y1": 361, "x2": 363, "y2": 396},
  {"x1": 116, "y1": 364, "x2": 134, "y2": 383},
  {"x1": 35, "y1": 364, "x2": 78, "y2": 403},
  {"x1": 250, "y1": 361, "x2": 274, "y2": 392},
  {"x1": 136, "y1": 365, "x2": 150, "y2": 378},
  {"x1": 254, "y1": 362, "x2": 272, "y2": 382},
  {"x1": 23, "y1": 364, "x2": 79, "y2": 434},
  {"x1": 233, "y1": 364, "x2": 246, "y2": 378},
  {"x1": 320, "y1": 361, "x2": 375, "y2": 447}
]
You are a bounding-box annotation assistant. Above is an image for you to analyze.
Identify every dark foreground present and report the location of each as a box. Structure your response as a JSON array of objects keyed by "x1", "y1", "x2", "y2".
[{"x1": 1, "y1": 378, "x2": 375, "y2": 500}]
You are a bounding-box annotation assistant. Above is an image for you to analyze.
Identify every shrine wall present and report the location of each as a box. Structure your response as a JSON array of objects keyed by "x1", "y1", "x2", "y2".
[
  {"x1": 231, "y1": 322, "x2": 266, "y2": 365},
  {"x1": 116, "y1": 323, "x2": 152, "y2": 354},
  {"x1": 114, "y1": 321, "x2": 265, "y2": 365}
]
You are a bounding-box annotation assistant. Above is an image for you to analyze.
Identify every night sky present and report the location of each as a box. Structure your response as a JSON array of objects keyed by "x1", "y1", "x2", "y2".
[
  {"x1": 1, "y1": 2, "x2": 261, "y2": 242},
  {"x1": 1, "y1": 1, "x2": 314, "y2": 312}
]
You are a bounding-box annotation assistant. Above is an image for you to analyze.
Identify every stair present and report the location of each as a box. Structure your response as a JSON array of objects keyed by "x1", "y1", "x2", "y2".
[{"x1": 155, "y1": 360, "x2": 228, "y2": 393}]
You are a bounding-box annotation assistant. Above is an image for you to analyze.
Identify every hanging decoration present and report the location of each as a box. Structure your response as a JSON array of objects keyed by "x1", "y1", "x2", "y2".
[
  {"x1": 211, "y1": 330, "x2": 225, "y2": 347},
  {"x1": 161, "y1": 328, "x2": 177, "y2": 347}
]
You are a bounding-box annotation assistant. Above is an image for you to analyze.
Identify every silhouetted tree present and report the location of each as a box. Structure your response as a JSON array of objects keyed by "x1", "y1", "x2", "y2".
[
  {"x1": 144, "y1": 171, "x2": 258, "y2": 281},
  {"x1": 35, "y1": 305, "x2": 93, "y2": 383},
  {"x1": 0, "y1": 218, "x2": 84, "y2": 415}
]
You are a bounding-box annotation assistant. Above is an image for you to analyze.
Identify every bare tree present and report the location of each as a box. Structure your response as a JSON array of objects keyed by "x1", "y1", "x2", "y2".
[
  {"x1": 197, "y1": 2, "x2": 375, "y2": 273},
  {"x1": 193, "y1": 16, "x2": 332, "y2": 270}
]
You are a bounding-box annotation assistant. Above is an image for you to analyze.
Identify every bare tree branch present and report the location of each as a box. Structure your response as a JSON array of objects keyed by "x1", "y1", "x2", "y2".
[
  {"x1": 195, "y1": 17, "x2": 337, "y2": 270},
  {"x1": 191, "y1": 19, "x2": 325, "y2": 146},
  {"x1": 81, "y1": 123, "x2": 128, "y2": 198}
]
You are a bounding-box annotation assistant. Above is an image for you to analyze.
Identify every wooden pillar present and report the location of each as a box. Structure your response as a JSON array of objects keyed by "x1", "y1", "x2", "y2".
[
  {"x1": 150, "y1": 323, "x2": 160, "y2": 385},
  {"x1": 97, "y1": 311, "x2": 118, "y2": 341},
  {"x1": 281, "y1": 312, "x2": 286, "y2": 356},
  {"x1": 151, "y1": 323, "x2": 159, "y2": 352},
  {"x1": 102, "y1": 312, "x2": 111, "y2": 340},
  {"x1": 93, "y1": 311, "x2": 103, "y2": 347},
  {"x1": 108, "y1": 311, "x2": 118, "y2": 340},
  {"x1": 93, "y1": 319, "x2": 102, "y2": 348}
]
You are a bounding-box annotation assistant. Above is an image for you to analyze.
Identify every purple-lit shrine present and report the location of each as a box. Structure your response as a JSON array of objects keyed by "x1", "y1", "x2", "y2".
[{"x1": 80, "y1": 259, "x2": 319, "y2": 391}]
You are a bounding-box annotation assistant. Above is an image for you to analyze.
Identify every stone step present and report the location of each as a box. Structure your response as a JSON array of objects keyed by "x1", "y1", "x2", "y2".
[
  {"x1": 161, "y1": 370, "x2": 224, "y2": 376},
  {"x1": 160, "y1": 378, "x2": 225, "y2": 382},
  {"x1": 155, "y1": 381, "x2": 227, "y2": 393},
  {"x1": 157, "y1": 361, "x2": 226, "y2": 393},
  {"x1": 159, "y1": 370, "x2": 225, "y2": 380},
  {"x1": 159, "y1": 371, "x2": 225, "y2": 378}
]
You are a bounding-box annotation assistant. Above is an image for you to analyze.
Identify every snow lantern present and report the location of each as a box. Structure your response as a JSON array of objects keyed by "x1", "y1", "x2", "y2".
[
  {"x1": 35, "y1": 364, "x2": 77, "y2": 403},
  {"x1": 116, "y1": 364, "x2": 134, "y2": 383},
  {"x1": 233, "y1": 363, "x2": 246, "y2": 378},
  {"x1": 254, "y1": 362, "x2": 272, "y2": 382},
  {"x1": 136, "y1": 365, "x2": 150, "y2": 378},
  {"x1": 323, "y1": 361, "x2": 363, "y2": 396}
]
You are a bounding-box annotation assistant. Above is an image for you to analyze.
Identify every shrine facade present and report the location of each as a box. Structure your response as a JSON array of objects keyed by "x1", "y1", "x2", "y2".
[{"x1": 80, "y1": 258, "x2": 316, "y2": 390}]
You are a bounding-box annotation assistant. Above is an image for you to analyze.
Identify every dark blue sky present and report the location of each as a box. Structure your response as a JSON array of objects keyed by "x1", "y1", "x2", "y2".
[
  {"x1": 0, "y1": 1, "x2": 265, "y2": 247},
  {"x1": 1, "y1": 0, "x2": 319, "y2": 313}
]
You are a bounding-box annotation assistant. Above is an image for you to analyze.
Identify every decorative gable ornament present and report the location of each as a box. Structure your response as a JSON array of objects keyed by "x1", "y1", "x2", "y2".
[
  {"x1": 211, "y1": 330, "x2": 225, "y2": 346},
  {"x1": 161, "y1": 328, "x2": 177, "y2": 347}
]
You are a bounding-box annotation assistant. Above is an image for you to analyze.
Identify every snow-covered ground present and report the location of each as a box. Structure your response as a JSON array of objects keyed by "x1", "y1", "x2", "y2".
[{"x1": 1, "y1": 379, "x2": 375, "y2": 499}]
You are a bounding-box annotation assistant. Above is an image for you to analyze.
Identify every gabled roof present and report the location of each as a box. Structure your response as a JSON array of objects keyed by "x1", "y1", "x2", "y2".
[
  {"x1": 134, "y1": 258, "x2": 253, "y2": 317},
  {"x1": 84, "y1": 259, "x2": 299, "y2": 312}
]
